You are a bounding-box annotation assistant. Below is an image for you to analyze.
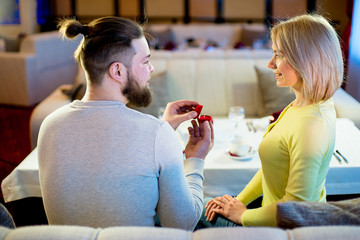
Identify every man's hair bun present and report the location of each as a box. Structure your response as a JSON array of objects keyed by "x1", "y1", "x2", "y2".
[
  {"x1": 79, "y1": 25, "x2": 89, "y2": 36},
  {"x1": 58, "y1": 19, "x2": 87, "y2": 39}
]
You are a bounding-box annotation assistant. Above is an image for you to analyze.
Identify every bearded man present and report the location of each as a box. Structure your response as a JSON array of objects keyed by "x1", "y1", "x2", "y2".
[{"x1": 37, "y1": 16, "x2": 214, "y2": 230}]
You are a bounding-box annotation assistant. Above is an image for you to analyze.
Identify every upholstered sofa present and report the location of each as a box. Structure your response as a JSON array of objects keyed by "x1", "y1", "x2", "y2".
[
  {"x1": 1, "y1": 225, "x2": 360, "y2": 240},
  {"x1": 146, "y1": 23, "x2": 269, "y2": 50},
  {"x1": 2, "y1": 198, "x2": 360, "y2": 240},
  {"x1": 0, "y1": 31, "x2": 81, "y2": 106},
  {"x1": 0, "y1": 39, "x2": 5, "y2": 52},
  {"x1": 29, "y1": 48, "x2": 360, "y2": 149}
]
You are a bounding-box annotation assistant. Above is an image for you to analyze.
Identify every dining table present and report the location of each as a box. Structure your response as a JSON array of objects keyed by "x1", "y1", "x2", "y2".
[
  {"x1": 176, "y1": 117, "x2": 360, "y2": 198},
  {"x1": 2, "y1": 117, "x2": 360, "y2": 203}
]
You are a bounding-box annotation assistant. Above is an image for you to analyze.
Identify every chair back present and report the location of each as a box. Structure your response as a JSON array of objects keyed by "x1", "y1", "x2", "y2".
[{"x1": 0, "y1": 203, "x2": 15, "y2": 228}]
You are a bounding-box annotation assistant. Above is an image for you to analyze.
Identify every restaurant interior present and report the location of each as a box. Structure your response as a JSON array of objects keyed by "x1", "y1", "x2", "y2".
[{"x1": 0, "y1": 0, "x2": 360, "y2": 233}]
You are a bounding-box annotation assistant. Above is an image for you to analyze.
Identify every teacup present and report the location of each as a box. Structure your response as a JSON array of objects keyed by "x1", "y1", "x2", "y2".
[{"x1": 228, "y1": 137, "x2": 252, "y2": 157}]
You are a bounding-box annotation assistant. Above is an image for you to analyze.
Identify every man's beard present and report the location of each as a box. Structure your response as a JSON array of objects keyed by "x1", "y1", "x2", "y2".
[{"x1": 122, "y1": 70, "x2": 153, "y2": 108}]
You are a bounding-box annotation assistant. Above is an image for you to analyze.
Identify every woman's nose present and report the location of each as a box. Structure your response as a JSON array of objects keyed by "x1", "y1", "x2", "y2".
[{"x1": 267, "y1": 56, "x2": 276, "y2": 69}]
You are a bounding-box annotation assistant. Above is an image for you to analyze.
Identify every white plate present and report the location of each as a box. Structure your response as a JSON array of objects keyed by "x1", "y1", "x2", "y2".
[{"x1": 227, "y1": 150, "x2": 257, "y2": 161}]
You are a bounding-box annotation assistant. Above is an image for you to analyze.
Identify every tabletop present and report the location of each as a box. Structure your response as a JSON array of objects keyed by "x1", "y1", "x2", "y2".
[
  {"x1": 176, "y1": 117, "x2": 360, "y2": 197},
  {"x1": 2, "y1": 118, "x2": 360, "y2": 203}
]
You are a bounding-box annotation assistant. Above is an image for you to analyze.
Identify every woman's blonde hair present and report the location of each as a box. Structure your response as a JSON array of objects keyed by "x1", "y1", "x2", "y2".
[{"x1": 270, "y1": 14, "x2": 344, "y2": 103}]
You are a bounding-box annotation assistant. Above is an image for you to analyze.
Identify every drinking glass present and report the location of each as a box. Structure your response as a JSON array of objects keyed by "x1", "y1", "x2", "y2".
[
  {"x1": 228, "y1": 106, "x2": 245, "y2": 136},
  {"x1": 157, "y1": 106, "x2": 166, "y2": 119}
]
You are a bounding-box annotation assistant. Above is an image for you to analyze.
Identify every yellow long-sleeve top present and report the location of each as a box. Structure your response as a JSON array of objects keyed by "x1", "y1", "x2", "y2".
[{"x1": 236, "y1": 98, "x2": 336, "y2": 226}]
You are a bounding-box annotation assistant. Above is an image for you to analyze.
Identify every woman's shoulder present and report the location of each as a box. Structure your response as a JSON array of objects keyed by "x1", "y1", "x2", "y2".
[
  {"x1": 292, "y1": 98, "x2": 335, "y2": 120},
  {"x1": 298, "y1": 102, "x2": 336, "y2": 133},
  {"x1": 308, "y1": 98, "x2": 336, "y2": 120}
]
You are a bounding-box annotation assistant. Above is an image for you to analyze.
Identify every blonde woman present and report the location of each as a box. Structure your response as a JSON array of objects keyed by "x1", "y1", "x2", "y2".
[{"x1": 199, "y1": 14, "x2": 344, "y2": 227}]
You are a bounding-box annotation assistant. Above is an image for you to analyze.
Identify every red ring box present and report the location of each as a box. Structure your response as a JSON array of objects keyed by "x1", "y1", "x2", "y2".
[
  {"x1": 193, "y1": 104, "x2": 213, "y2": 123},
  {"x1": 199, "y1": 115, "x2": 213, "y2": 123},
  {"x1": 194, "y1": 105, "x2": 203, "y2": 118}
]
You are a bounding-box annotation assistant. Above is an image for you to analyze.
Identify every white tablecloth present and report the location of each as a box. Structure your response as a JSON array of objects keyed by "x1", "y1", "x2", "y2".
[
  {"x1": 177, "y1": 117, "x2": 360, "y2": 197},
  {"x1": 2, "y1": 118, "x2": 360, "y2": 203}
]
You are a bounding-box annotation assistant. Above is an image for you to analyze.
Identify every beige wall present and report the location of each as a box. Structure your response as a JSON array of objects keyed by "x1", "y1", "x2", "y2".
[
  {"x1": 146, "y1": 0, "x2": 183, "y2": 17},
  {"x1": 272, "y1": 0, "x2": 307, "y2": 19},
  {"x1": 76, "y1": 0, "x2": 114, "y2": 16},
  {"x1": 271, "y1": 0, "x2": 349, "y2": 34},
  {"x1": 317, "y1": 0, "x2": 349, "y2": 34},
  {"x1": 0, "y1": 0, "x2": 350, "y2": 37},
  {"x1": 224, "y1": 0, "x2": 265, "y2": 19},
  {"x1": 54, "y1": 0, "x2": 72, "y2": 16},
  {"x1": 189, "y1": 0, "x2": 216, "y2": 18},
  {"x1": 71, "y1": 0, "x2": 350, "y2": 35},
  {"x1": 120, "y1": 0, "x2": 139, "y2": 17}
]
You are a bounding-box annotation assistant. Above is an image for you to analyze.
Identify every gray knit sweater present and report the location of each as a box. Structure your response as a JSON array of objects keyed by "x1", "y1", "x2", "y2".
[{"x1": 38, "y1": 100, "x2": 204, "y2": 230}]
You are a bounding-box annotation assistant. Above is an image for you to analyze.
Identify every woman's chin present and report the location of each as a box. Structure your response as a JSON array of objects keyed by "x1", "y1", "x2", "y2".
[{"x1": 276, "y1": 81, "x2": 287, "y2": 87}]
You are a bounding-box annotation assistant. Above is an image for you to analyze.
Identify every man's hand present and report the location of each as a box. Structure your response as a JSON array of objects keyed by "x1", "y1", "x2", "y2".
[
  {"x1": 205, "y1": 198, "x2": 221, "y2": 222},
  {"x1": 184, "y1": 120, "x2": 214, "y2": 160},
  {"x1": 206, "y1": 195, "x2": 247, "y2": 225},
  {"x1": 161, "y1": 100, "x2": 199, "y2": 130}
]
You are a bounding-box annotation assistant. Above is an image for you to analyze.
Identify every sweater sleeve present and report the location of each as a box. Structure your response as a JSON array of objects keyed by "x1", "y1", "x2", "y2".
[
  {"x1": 236, "y1": 169, "x2": 263, "y2": 205},
  {"x1": 241, "y1": 116, "x2": 332, "y2": 226},
  {"x1": 154, "y1": 122, "x2": 204, "y2": 231}
]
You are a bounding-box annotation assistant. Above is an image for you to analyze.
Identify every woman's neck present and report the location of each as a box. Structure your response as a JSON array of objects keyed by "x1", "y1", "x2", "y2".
[{"x1": 292, "y1": 88, "x2": 313, "y2": 107}]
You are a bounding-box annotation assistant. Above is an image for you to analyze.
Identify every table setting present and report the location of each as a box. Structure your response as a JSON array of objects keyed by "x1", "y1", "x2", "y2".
[
  {"x1": 177, "y1": 106, "x2": 271, "y2": 164},
  {"x1": 2, "y1": 106, "x2": 360, "y2": 203},
  {"x1": 176, "y1": 105, "x2": 273, "y2": 197},
  {"x1": 176, "y1": 106, "x2": 360, "y2": 197}
]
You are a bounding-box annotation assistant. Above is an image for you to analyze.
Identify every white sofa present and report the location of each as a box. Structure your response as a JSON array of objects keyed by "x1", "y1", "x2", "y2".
[
  {"x1": 0, "y1": 31, "x2": 81, "y2": 106},
  {"x1": 1, "y1": 225, "x2": 360, "y2": 240},
  {"x1": 146, "y1": 23, "x2": 269, "y2": 50}
]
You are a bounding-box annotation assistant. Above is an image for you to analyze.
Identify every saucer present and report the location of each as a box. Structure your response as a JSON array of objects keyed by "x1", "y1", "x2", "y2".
[{"x1": 227, "y1": 149, "x2": 257, "y2": 161}]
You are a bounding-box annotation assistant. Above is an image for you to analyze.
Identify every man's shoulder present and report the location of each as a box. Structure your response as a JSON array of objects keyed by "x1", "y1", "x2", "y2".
[
  {"x1": 42, "y1": 103, "x2": 73, "y2": 123},
  {"x1": 123, "y1": 107, "x2": 176, "y2": 133},
  {"x1": 127, "y1": 107, "x2": 162, "y2": 123}
]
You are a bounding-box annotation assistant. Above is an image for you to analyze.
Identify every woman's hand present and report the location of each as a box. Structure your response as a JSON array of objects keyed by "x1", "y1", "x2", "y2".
[
  {"x1": 161, "y1": 100, "x2": 199, "y2": 130},
  {"x1": 184, "y1": 120, "x2": 214, "y2": 159},
  {"x1": 205, "y1": 198, "x2": 221, "y2": 221},
  {"x1": 206, "y1": 195, "x2": 247, "y2": 225}
]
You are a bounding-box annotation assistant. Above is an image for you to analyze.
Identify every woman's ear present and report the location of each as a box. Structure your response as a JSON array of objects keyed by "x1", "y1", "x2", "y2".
[{"x1": 108, "y1": 62, "x2": 127, "y2": 83}]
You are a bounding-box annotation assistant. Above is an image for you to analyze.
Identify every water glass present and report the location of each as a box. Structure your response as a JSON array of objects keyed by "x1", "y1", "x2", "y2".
[
  {"x1": 157, "y1": 106, "x2": 166, "y2": 119},
  {"x1": 228, "y1": 106, "x2": 245, "y2": 135}
]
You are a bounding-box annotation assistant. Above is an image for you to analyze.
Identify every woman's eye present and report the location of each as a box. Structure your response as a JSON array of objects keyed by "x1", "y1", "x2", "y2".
[{"x1": 272, "y1": 50, "x2": 282, "y2": 59}]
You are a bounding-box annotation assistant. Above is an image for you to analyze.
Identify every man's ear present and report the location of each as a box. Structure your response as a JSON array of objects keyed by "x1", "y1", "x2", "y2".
[{"x1": 108, "y1": 62, "x2": 127, "y2": 83}]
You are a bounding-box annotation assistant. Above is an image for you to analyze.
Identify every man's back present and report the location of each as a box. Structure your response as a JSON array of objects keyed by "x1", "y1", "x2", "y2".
[
  {"x1": 41, "y1": 16, "x2": 213, "y2": 230},
  {"x1": 38, "y1": 100, "x2": 203, "y2": 228}
]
